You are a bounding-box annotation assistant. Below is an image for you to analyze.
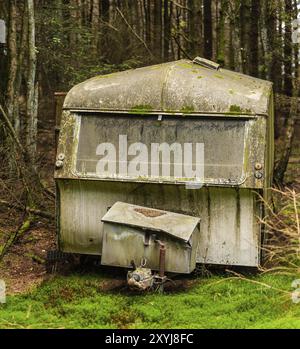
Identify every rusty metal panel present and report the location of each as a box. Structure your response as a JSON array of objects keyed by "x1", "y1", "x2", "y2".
[
  {"x1": 102, "y1": 202, "x2": 200, "y2": 243},
  {"x1": 57, "y1": 180, "x2": 260, "y2": 267}
]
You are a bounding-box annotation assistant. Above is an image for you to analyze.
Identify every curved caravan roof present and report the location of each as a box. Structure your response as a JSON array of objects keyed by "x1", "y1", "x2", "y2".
[{"x1": 64, "y1": 58, "x2": 273, "y2": 116}]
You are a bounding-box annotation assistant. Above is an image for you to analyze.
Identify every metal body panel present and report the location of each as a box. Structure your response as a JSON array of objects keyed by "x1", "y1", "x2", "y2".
[
  {"x1": 101, "y1": 222, "x2": 200, "y2": 274},
  {"x1": 57, "y1": 180, "x2": 260, "y2": 267},
  {"x1": 63, "y1": 59, "x2": 272, "y2": 116},
  {"x1": 102, "y1": 202, "x2": 200, "y2": 243}
]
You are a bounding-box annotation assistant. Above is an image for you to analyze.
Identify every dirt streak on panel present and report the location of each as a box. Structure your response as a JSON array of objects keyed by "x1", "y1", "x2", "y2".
[
  {"x1": 235, "y1": 188, "x2": 241, "y2": 248},
  {"x1": 203, "y1": 187, "x2": 211, "y2": 262}
]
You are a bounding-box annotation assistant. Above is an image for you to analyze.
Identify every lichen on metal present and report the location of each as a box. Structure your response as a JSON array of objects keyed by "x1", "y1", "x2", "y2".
[{"x1": 63, "y1": 59, "x2": 273, "y2": 116}]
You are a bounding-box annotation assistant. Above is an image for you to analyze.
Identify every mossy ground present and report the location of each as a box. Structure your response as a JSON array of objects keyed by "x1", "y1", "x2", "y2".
[
  {"x1": 0, "y1": 118, "x2": 299, "y2": 330},
  {"x1": 1, "y1": 271, "x2": 300, "y2": 329}
]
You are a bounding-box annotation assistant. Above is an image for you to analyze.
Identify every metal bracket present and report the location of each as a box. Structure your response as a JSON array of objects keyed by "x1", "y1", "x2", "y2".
[{"x1": 193, "y1": 56, "x2": 220, "y2": 70}]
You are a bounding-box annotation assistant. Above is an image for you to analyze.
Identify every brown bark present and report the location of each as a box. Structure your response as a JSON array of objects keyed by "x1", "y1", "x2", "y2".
[
  {"x1": 153, "y1": 0, "x2": 162, "y2": 62},
  {"x1": 163, "y1": 0, "x2": 171, "y2": 61},
  {"x1": 26, "y1": 0, "x2": 38, "y2": 164},
  {"x1": 274, "y1": 68, "x2": 299, "y2": 184},
  {"x1": 284, "y1": 0, "x2": 293, "y2": 96},
  {"x1": 6, "y1": 0, "x2": 18, "y2": 124},
  {"x1": 91, "y1": 0, "x2": 100, "y2": 55},
  {"x1": 203, "y1": 0, "x2": 212, "y2": 59},
  {"x1": 249, "y1": 0, "x2": 259, "y2": 77}
]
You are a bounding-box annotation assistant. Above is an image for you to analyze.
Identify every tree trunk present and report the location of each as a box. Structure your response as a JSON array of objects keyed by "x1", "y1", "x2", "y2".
[
  {"x1": 240, "y1": 0, "x2": 251, "y2": 74},
  {"x1": 26, "y1": 0, "x2": 38, "y2": 164},
  {"x1": 144, "y1": 0, "x2": 151, "y2": 51},
  {"x1": 188, "y1": 0, "x2": 202, "y2": 59},
  {"x1": 274, "y1": 67, "x2": 299, "y2": 184},
  {"x1": 249, "y1": 0, "x2": 259, "y2": 77},
  {"x1": 203, "y1": 0, "x2": 212, "y2": 59},
  {"x1": 6, "y1": 0, "x2": 18, "y2": 125},
  {"x1": 13, "y1": 2, "x2": 28, "y2": 136},
  {"x1": 153, "y1": 0, "x2": 162, "y2": 62},
  {"x1": 223, "y1": 1, "x2": 234, "y2": 69},
  {"x1": 284, "y1": 0, "x2": 293, "y2": 96},
  {"x1": 230, "y1": 0, "x2": 242, "y2": 72},
  {"x1": 163, "y1": 0, "x2": 171, "y2": 61},
  {"x1": 91, "y1": 0, "x2": 100, "y2": 56}
]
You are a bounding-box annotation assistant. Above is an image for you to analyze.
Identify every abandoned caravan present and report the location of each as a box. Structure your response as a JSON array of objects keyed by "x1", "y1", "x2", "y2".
[{"x1": 52, "y1": 57, "x2": 274, "y2": 290}]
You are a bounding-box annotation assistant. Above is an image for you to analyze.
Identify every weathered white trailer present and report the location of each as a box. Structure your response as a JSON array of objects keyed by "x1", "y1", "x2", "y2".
[{"x1": 54, "y1": 57, "x2": 274, "y2": 274}]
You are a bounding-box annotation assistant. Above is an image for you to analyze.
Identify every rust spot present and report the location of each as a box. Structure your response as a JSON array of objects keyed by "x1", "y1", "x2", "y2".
[{"x1": 134, "y1": 208, "x2": 166, "y2": 218}]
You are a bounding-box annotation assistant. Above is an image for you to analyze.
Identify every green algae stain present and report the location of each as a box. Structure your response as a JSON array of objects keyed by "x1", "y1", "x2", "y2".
[
  {"x1": 229, "y1": 105, "x2": 242, "y2": 113},
  {"x1": 180, "y1": 105, "x2": 195, "y2": 114},
  {"x1": 130, "y1": 105, "x2": 153, "y2": 114}
]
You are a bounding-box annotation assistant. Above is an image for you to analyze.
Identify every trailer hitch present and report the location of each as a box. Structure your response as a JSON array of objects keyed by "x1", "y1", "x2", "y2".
[{"x1": 127, "y1": 238, "x2": 168, "y2": 292}]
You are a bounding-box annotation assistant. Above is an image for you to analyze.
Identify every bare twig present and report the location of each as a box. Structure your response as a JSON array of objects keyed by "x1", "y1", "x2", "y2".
[
  {"x1": 0, "y1": 199, "x2": 54, "y2": 219},
  {"x1": 116, "y1": 7, "x2": 154, "y2": 58},
  {"x1": 169, "y1": 0, "x2": 191, "y2": 12},
  {"x1": 0, "y1": 213, "x2": 32, "y2": 261},
  {"x1": 225, "y1": 269, "x2": 290, "y2": 295},
  {"x1": 0, "y1": 104, "x2": 26, "y2": 156},
  {"x1": 172, "y1": 35, "x2": 193, "y2": 60},
  {"x1": 0, "y1": 103, "x2": 55, "y2": 201}
]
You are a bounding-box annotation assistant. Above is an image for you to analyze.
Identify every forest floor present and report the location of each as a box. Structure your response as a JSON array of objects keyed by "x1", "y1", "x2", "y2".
[{"x1": 0, "y1": 113, "x2": 300, "y2": 328}]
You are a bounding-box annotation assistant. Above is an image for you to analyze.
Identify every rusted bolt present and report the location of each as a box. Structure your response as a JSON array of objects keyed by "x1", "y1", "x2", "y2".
[
  {"x1": 255, "y1": 163, "x2": 262, "y2": 170},
  {"x1": 55, "y1": 160, "x2": 64, "y2": 169},
  {"x1": 255, "y1": 171, "x2": 263, "y2": 179}
]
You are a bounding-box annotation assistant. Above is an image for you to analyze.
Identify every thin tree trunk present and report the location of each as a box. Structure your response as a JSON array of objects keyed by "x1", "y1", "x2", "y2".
[
  {"x1": 144, "y1": 0, "x2": 151, "y2": 50},
  {"x1": 284, "y1": 0, "x2": 293, "y2": 96},
  {"x1": 230, "y1": 0, "x2": 242, "y2": 72},
  {"x1": 187, "y1": 0, "x2": 198, "y2": 58},
  {"x1": 274, "y1": 70, "x2": 299, "y2": 184},
  {"x1": 26, "y1": 0, "x2": 38, "y2": 164},
  {"x1": 6, "y1": 0, "x2": 18, "y2": 124},
  {"x1": 13, "y1": 3, "x2": 28, "y2": 136},
  {"x1": 91, "y1": 0, "x2": 100, "y2": 56},
  {"x1": 240, "y1": 0, "x2": 251, "y2": 74},
  {"x1": 163, "y1": 0, "x2": 171, "y2": 61},
  {"x1": 153, "y1": 0, "x2": 162, "y2": 62},
  {"x1": 203, "y1": 0, "x2": 212, "y2": 59},
  {"x1": 249, "y1": 0, "x2": 259, "y2": 77},
  {"x1": 223, "y1": 1, "x2": 234, "y2": 69}
]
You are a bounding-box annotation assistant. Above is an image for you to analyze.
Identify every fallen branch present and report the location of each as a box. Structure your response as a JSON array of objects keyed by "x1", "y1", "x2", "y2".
[
  {"x1": 0, "y1": 104, "x2": 26, "y2": 156},
  {"x1": 0, "y1": 199, "x2": 54, "y2": 219},
  {"x1": 0, "y1": 215, "x2": 32, "y2": 260},
  {"x1": 225, "y1": 269, "x2": 290, "y2": 295},
  {"x1": 25, "y1": 252, "x2": 45, "y2": 264}
]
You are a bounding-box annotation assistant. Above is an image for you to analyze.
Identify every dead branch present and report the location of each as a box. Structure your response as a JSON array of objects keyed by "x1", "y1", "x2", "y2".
[
  {"x1": 0, "y1": 104, "x2": 26, "y2": 156},
  {"x1": 0, "y1": 214, "x2": 32, "y2": 261},
  {"x1": 0, "y1": 103, "x2": 55, "y2": 202},
  {"x1": 116, "y1": 7, "x2": 154, "y2": 58},
  {"x1": 169, "y1": 0, "x2": 191, "y2": 12},
  {"x1": 0, "y1": 199, "x2": 54, "y2": 219},
  {"x1": 172, "y1": 35, "x2": 193, "y2": 60},
  {"x1": 225, "y1": 269, "x2": 290, "y2": 295}
]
